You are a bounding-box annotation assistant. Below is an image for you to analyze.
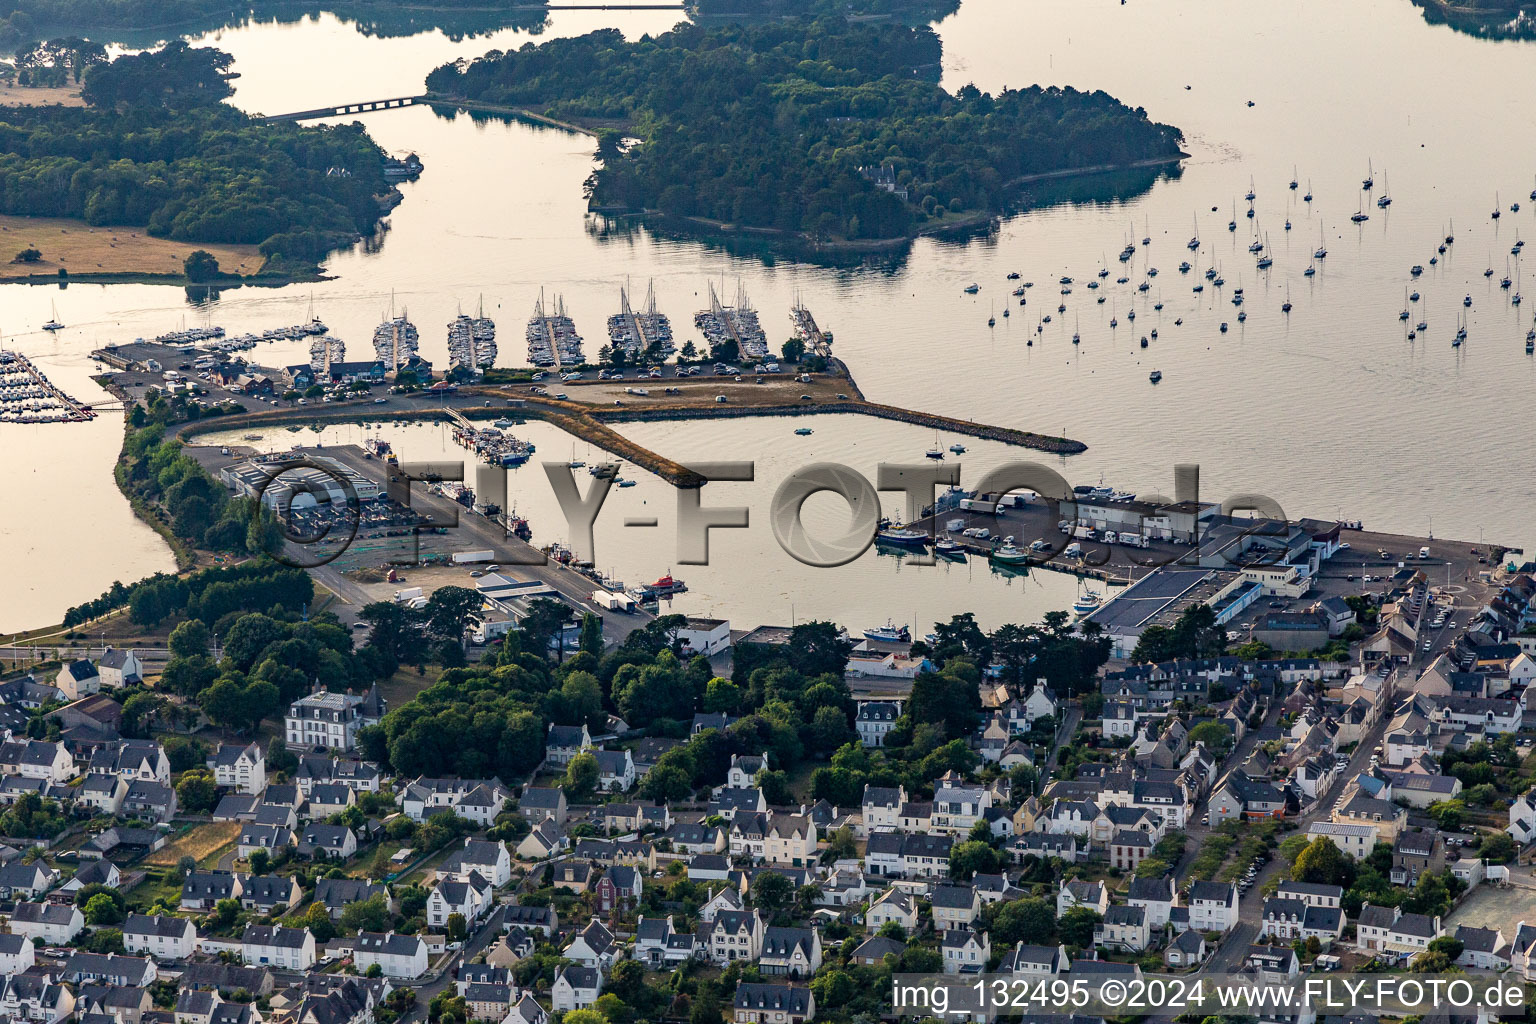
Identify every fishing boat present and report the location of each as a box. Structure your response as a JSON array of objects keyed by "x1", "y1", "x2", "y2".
[
  {"x1": 1073, "y1": 582, "x2": 1103, "y2": 616},
  {"x1": 863, "y1": 620, "x2": 912, "y2": 643},
  {"x1": 877, "y1": 525, "x2": 929, "y2": 548},
  {"x1": 1149, "y1": 369, "x2": 1163, "y2": 383},
  {"x1": 645, "y1": 573, "x2": 688, "y2": 596},
  {"x1": 990, "y1": 538, "x2": 1029, "y2": 566},
  {"x1": 934, "y1": 538, "x2": 966, "y2": 561}
]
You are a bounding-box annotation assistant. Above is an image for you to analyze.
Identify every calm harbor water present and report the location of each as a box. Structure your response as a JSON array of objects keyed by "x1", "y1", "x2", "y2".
[
  {"x1": 3, "y1": 0, "x2": 1536, "y2": 631},
  {"x1": 197, "y1": 417, "x2": 1106, "y2": 632}
]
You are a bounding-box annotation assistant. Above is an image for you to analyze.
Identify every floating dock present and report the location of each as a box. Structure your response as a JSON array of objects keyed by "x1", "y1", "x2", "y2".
[
  {"x1": 526, "y1": 289, "x2": 583, "y2": 369},
  {"x1": 790, "y1": 299, "x2": 832, "y2": 358},
  {"x1": 606, "y1": 280, "x2": 674, "y2": 362},
  {"x1": 696, "y1": 281, "x2": 769, "y2": 362},
  {"x1": 0, "y1": 350, "x2": 95, "y2": 423},
  {"x1": 373, "y1": 308, "x2": 420, "y2": 373}
]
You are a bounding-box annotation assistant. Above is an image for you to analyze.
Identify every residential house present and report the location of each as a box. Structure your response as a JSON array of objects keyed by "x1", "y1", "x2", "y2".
[
  {"x1": 941, "y1": 928, "x2": 991, "y2": 974},
  {"x1": 426, "y1": 876, "x2": 492, "y2": 929},
  {"x1": 353, "y1": 932, "x2": 428, "y2": 979},
  {"x1": 1126, "y1": 875, "x2": 1178, "y2": 930},
  {"x1": 298, "y1": 824, "x2": 358, "y2": 861},
  {"x1": 7, "y1": 902, "x2": 83, "y2": 945},
  {"x1": 544, "y1": 725, "x2": 591, "y2": 767},
  {"x1": 731, "y1": 984, "x2": 814, "y2": 1024},
  {"x1": 1187, "y1": 881, "x2": 1239, "y2": 932},
  {"x1": 551, "y1": 966, "x2": 602, "y2": 1013},
  {"x1": 123, "y1": 914, "x2": 197, "y2": 960},
  {"x1": 1096, "y1": 906, "x2": 1150, "y2": 953},
  {"x1": 706, "y1": 909, "x2": 765, "y2": 965},
  {"x1": 865, "y1": 888, "x2": 919, "y2": 932},
  {"x1": 285, "y1": 690, "x2": 379, "y2": 752},
  {"x1": 241, "y1": 925, "x2": 316, "y2": 971},
  {"x1": 519, "y1": 787, "x2": 568, "y2": 826},
  {"x1": 759, "y1": 927, "x2": 821, "y2": 979},
  {"x1": 214, "y1": 742, "x2": 267, "y2": 794}
]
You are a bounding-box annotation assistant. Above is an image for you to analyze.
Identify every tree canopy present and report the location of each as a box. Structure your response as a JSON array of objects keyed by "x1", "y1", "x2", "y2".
[{"x1": 428, "y1": 18, "x2": 1182, "y2": 244}]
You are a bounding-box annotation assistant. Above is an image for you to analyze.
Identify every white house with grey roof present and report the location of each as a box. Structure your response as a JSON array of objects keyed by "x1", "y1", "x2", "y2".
[
  {"x1": 241, "y1": 924, "x2": 315, "y2": 970},
  {"x1": 285, "y1": 689, "x2": 381, "y2": 752},
  {"x1": 7, "y1": 901, "x2": 82, "y2": 944},
  {"x1": 212, "y1": 743, "x2": 265, "y2": 795},
  {"x1": 551, "y1": 965, "x2": 602, "y2": 1012},
  {"x1": 353, "y1": 931, "x2": 428, "y2": 979},
  {"x1": 1187, "y1": 880, "x2": 1239, "y2": 932},
  {"x1": 856, "y1": 701, "x2": 902, "y2": 747},
  {"x1": 124, "y1": 913, "x2": 197, "y2": 960},
  {"x1": 0, "y1": 932, "x2": 33, "y2": 975}
]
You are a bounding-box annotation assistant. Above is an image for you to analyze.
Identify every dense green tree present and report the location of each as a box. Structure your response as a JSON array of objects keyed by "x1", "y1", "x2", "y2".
[
  {"x1": 1293, "y1": 837, "x2": 1356, "y2": 888},
  {"x1": 175, "y1": 769, "x2": 219, "y2": 814}
]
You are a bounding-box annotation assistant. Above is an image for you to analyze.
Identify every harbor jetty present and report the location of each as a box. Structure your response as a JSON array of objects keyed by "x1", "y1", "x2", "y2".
[
  {"x1": 0, "y1": 350, "x2": 95, "y2": 423},
  {"x1": 790, "y1": 299, "x2": 832, "y2": 358}
]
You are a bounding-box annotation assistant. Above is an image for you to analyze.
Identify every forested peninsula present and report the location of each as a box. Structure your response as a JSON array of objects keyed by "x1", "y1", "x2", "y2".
[
  {"x1": 0, "y1": 41, "x2": 396, "y2": 279},
  {"x1": 427, "y1": 18, "x2": 1184, "y2": 247}
]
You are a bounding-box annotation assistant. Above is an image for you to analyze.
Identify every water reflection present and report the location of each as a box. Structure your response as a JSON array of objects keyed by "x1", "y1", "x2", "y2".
[
  {"x1": 42, "y1": 1, "x2": 551, "y2": 48},
  {"x1": 1409, "y1": 0, "x2": 1536, "y2": 41}
]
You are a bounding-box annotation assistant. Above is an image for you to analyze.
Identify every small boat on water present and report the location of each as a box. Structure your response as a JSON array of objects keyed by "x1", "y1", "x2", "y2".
[
  {"x1": 949, "y1": 443, "x2": 967, "y2": 454},
  {"x1": 617, "y1": 479, "x2": 637, "y2": 488},
  {"x1": 794, "y1": 427, "x2": 813, "y2": 436},
  {"x1": 963, "y1": 283, "x2": 980, "y2": 294},
  {"x1": 1149, "y1": 370, "x2": 1163, "y2": 383},
  {"x1": 243, "y1": 434, "x2": 263, "y2": 441},
  {"x1": 863, "y1": 620, "x2": 912, "y2": 643}
]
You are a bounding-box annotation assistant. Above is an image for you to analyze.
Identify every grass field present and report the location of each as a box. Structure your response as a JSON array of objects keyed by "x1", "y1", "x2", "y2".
[
  {"x1": 0, "y1": 215, "x2": 263, "y2": 278},
  {"x1": 144, "y1": 821, "x2": 240, "y2": 868},
  {"x1": 377, "y1": 665, "x2": 441, "y2": 709},
  {"x1": 0, "y1": 83, "x2": 83, "y2": 108}
]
